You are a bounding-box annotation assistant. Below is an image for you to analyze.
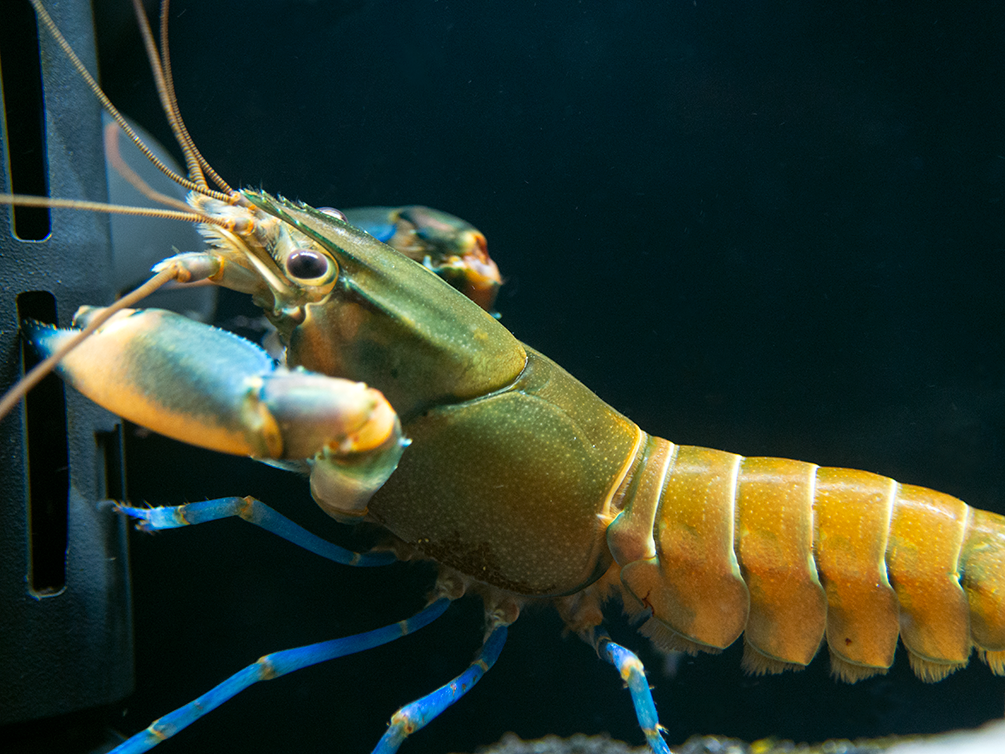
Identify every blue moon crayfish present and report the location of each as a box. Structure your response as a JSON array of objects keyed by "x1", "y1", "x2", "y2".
[{"x1": 2, "y1": 1, "x2": 1004, "y2": 753}]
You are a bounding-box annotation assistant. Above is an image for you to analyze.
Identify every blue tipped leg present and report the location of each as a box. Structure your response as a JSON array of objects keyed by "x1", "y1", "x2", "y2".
[
  {"x1": 110, "y1": 598, "x2": 452, "y2": 754},
  {"x1": 372, "y1": 624, "x2": 508, "y2": 754},
  {"x1": 598, "y1": 633, "x2": 670, "y2": 754},
  {"x1": 116, "y1": 495, "x2": 396, "y2": 566},
  {"x1": 114, "y1": 501, "x2": 664, "y2": 753}
]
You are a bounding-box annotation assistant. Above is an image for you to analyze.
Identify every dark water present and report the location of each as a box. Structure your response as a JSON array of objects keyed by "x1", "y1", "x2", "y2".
[{"x1": 92, "y1": 1, "x2": 1005, "y2": 753}]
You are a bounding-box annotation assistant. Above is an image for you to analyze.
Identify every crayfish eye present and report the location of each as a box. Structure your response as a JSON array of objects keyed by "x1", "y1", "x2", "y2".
[{"x1": 286, "y1": 249, "x2": 332, "y2": 281}]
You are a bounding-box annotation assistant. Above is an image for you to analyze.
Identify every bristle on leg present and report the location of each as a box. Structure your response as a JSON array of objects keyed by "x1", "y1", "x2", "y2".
[
  {"x1": 828, "y1": 652, "x2": 886, "y2": 683},
  {"x1": 978, "y1": 648, "x2": 1005, "y2": 676},
  {"x1": 637, "y1": 615, "x2": 721, "y2": 657},
  {"x1": 741, "y1": 638, "x2": 808, "y2": 676},
  {"x1": 907, "y1": 651, "x2": 967, "y2": 683}
]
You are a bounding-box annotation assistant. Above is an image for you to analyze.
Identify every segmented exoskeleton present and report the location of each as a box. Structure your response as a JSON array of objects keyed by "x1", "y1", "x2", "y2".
[{"x1": 3, "y1": 1, "x2": 1004, "y2": 752}]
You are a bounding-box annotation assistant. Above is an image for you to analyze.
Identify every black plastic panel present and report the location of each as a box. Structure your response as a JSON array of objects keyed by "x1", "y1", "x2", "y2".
[{"x1": 0, "y1": 0, "x2": 133, "y2": 728}]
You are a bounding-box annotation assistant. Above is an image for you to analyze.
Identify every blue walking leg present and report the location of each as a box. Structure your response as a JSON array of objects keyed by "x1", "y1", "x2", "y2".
[
  {"x1": 371, "y1": 624, "x2": 508, "y2": 754},
  {"x1": 110, "y1": 597, "x2": 452, "y2": 754},
  {"x1": 116, "y1": 496, "x2": 396, "y2": 566},
  {"x1": 597, "y1": 633, "x2": 670, "y2": 754}
]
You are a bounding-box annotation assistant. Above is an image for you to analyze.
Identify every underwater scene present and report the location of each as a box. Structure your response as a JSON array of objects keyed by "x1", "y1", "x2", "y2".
[{"x1": 55, "y1": 0, "x2": 1005, "y2": 752}]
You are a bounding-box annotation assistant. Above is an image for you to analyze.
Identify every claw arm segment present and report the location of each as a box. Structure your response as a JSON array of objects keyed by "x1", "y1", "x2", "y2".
[
  {"x1": 371, "y1": 624, "x2": 508, "y2": 754},
  {"x1": 342, "y1": 205, "x2": 502, "y2": 313},
  {"x1": 117, "y1": 496, "x2": 396, "y2": 566},
  {"x1": 109, "y1": 598, "x2": 452, "y2": 754},
  {"x1": 597, "y1": 634, "x2": 670, "y2": 754},
  {"x1": 26, "y1": 306, "x2": 405, "y2": 519}
]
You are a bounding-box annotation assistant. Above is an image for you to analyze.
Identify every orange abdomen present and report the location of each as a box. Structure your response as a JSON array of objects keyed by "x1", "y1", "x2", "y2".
[{"x1": 607, "y1": 437, "x2": 1005, "y2": 682}]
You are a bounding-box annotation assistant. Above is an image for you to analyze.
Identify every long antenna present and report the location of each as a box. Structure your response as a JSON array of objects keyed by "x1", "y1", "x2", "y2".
[
  {"x1": 28, "y1": 0, "x2": 233, "y2": 201},
  {"x1": 155, "y1": 0, "x2": 234, "y2": 194},
  {"x1": 0, "y1": 193, "x2": 233, "y2": 227},
  {"x1": 103, "y1": 120, "x2": 196, "y2": 212}
]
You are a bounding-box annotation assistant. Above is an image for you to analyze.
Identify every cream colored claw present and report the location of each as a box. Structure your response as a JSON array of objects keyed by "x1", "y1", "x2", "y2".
[{"x1": 26, "y1": 306, "x2": 405, "y2": 521}]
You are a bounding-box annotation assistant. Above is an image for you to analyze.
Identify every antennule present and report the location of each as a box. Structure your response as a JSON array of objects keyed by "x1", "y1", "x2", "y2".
[{"x1": 28, "y1": 0, "x2": 232, "y2": 202}]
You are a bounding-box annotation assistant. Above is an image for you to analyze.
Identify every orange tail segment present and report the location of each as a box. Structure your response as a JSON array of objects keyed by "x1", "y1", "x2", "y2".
[{"x1": 607, "y1": 436, "x2": 1005, "y2": 682}]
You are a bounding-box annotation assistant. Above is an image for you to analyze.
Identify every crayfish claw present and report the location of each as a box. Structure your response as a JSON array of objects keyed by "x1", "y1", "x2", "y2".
[{"x1": 28, "y1": 307, "x2": 406, "y2": 524}]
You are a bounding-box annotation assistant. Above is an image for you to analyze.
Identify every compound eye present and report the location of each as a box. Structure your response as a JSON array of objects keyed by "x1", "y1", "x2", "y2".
[
  {"x1": 319, "y1": 206, "x2": 347, "y2": 222},
  {"x1": 286, "y1": 248, "x2": 332, "y2": 281}
]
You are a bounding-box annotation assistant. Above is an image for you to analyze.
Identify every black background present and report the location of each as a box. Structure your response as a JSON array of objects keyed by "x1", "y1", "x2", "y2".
[{"x1": 91, "y1": 1, "x2": 1005, "y2": 753}]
